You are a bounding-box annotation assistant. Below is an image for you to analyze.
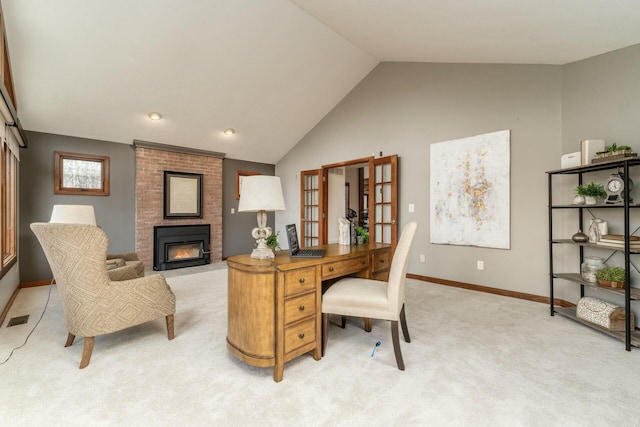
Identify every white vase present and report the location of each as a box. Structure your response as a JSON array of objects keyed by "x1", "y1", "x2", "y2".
[
  {"x1": 573, "y1": 195, "x2": 585, "y2": 205},
  {"x1": 585, "y1": 196, "x2": 597, "y2": 205}
]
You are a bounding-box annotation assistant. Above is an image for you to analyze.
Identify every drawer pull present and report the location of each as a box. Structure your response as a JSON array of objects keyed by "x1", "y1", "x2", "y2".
[
  {"x1": 299, "y1": 305, "x2": 305, "y2": 311},
  {"x1": 329, "y1": 266, "x2": 334, "y2": 272},
  {"x1": 299, "y1": 277, "x2": 305, "y2": 283},
  {"x1": 379, "y1": 260, "x2": 385, "y2": 264},
  {"x1": 360, "y1": 260, "x2": 365, "y2": 264},
  {"x1": 299, "y1": 333, "x2": 305, "y2": 339}
]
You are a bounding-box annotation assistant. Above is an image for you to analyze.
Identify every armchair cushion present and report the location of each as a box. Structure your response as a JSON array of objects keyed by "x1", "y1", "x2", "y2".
[{"x1": 107, "y1": 253, "x2": 144, "y2": 278}]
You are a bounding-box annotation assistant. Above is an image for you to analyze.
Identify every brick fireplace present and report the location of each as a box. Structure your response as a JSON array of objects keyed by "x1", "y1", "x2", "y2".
[{"x1": 134, "y1": 141, "x2": 223, "y2": 270}]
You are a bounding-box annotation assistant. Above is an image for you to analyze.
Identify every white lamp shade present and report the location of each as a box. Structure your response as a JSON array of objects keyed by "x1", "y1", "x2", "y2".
[
  {"x1": 49, "y1": 205, "x2": 97, "y2": 225},
  {"x1": 238, "y1": 176, "x2": 286, "y2": 212}
]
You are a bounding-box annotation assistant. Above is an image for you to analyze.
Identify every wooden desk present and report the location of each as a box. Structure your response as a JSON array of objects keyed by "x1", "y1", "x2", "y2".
[{"x1": 226, "y1": 243, "x2": 391, "y2": 382}]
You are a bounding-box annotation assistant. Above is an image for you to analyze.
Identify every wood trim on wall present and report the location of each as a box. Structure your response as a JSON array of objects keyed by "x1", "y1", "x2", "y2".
[
  {"x1": 406, "y1": 273, "x2": 575, "y2": 307},
  {"x1": 20, "y1": 279, "x2": 54, "y2": 288},
  {"x1": 0, "y1": 284, "x2": 20, "y2": 328}
]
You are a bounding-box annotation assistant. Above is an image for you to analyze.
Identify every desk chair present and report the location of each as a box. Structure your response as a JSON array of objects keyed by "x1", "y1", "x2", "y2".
[{"x1": 322, "y1": 221, "x2": 418, "y2": 370}]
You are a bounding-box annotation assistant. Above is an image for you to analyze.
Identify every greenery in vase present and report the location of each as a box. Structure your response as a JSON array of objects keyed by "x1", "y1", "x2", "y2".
[
  {"x1": 595, "y1": 266, "x2": 626, "y2": 283},
  {"x1": 264, "y1": 231, "x2": 281, "y2": 251},
  {"x1": 355, "y1": 226, "x2": 369, "y2": 243},
  {"x1": 575, "y1": 182, "x2": 606, "y2": 198}
]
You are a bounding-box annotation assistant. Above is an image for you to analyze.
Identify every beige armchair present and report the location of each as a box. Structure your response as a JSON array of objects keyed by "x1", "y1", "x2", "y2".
[
  {"x1": 106, "y1": 252, "x2": 145, "y2": 280},
  {"x1": 30, "y1": 223, "x2": 176, "y2": 368}
]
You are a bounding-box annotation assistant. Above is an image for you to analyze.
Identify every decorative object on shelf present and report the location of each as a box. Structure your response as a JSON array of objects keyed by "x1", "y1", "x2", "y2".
[
  {"x1": 572, "y1": 194, "x2": 586, "y2": 205},
  {"x1": 595, "y1": 266, "x2": 626, "y2": 288},
  {"x1": 580, "y1": 139, "x2": 605, "y2": 165},
  {"x1": 560, "y1": 151, "x2": 581, "y2": 169},
  {"x1": 580, "y1": 256, "x2": 604, "y2": 282},
  {"x1": 595, "y1": 234, "x2": 640, "y2": 250},
  {"x1": 571, "y1": 229, "x2": 589, "y2": 242},
  {"x1": 587, "y1": 218, "x2": 608, "y2": 243},
  {"x1": 593, "y1": 143, "x2": 637, "y2": 164},
  {"x1": 575, "y1": 182, "x2": 606, "y2": 205},
  {"x1": 238, "y1": 175, "x2": 286, "y2": 259},
  {"x1": 605, "y1": 170, "x2": 633, "y2": 204},
  {"x1": 576, "y1": 297, "x2": 635, "y2": 331}
]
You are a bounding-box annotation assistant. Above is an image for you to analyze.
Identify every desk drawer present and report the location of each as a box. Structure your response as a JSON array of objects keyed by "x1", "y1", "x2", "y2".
[
  {"x1": 284, "y1": 318, "x2": 316, "y2": 354},
  {"x1": 322, "y1": 256, "x2": 369, "y2": 280},
  {"x1": 372, "y1": 251, "x2": 390, "y2": 273},
  {"x1": 284, "y1": 293, "x2": 316, "y2": 325},
  {"x1": 284, "y1": 267, "x2": 316, "y2": 296}
]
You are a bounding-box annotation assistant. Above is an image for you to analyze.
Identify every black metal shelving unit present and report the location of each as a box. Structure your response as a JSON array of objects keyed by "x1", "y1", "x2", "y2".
[{"x1": 547, "y1": 158, "x2": 640, "y2": 350}]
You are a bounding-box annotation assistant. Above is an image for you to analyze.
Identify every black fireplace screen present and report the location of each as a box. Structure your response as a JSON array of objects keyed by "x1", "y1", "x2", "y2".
[
  {"x1": 153, "y1": 224, "x2": 211, "y2": 271},
  {"x1": 166, "y1": 242, "x2": 202, "y2": 262}
]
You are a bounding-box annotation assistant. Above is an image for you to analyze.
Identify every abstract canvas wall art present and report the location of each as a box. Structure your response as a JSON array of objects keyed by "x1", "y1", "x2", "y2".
[{"x1": 430, "y1": 129, "x2": 510, "y2": 249}]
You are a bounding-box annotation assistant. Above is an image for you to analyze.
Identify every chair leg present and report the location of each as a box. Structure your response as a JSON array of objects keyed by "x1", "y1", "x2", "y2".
[
  {"x1": 400, "y1": 304, "x2": 411, "y2": 343},
  {"x1": 65, "y1": 333, "x2": 75, "y2": 347},
  {"x1": 391, "y1": 321, "x2": 405, "y2": 371},
  {"x1": 79, "y1": 337, "x2": 94, "y2": 369},
  {"x1": 340, "y1": 316, "x2": 346, "y2": 328},
  {"x1": 166, "y1": 315, "x2": 175, "y2": 340},
  {"x1": 322, "y1": 313, "x2": 329, "y2": 356}
]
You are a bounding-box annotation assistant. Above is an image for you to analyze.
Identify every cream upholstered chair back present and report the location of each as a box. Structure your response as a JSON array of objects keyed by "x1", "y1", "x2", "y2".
[
  {"x1": 387, "y1": 221, "x2": 418, "y2": 315},
  {"x1": 31, "y1": 223, "x2": 112, "y2": 334}
]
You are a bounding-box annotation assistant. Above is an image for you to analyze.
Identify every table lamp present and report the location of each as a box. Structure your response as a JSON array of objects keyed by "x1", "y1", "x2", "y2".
[
  {"x1": 49, "y1": 205, "x2": 97, "y2": 225},
  {"x1": 238, "y1": 175, "x2": 286, "y2": 259}
]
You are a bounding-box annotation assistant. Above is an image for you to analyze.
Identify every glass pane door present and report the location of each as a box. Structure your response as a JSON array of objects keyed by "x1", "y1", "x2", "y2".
[
  {"x1": 300, "y1": 169, "x2": 325, "y2": 247},
  {"x1": 370, "y1": 155, "x2": 398, "y2": 252}
]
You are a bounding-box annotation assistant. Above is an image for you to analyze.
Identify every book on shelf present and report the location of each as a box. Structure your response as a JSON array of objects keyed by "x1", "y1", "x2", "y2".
[
  {"x1": 596, "y1": 241, "x2": 640, "y2": 249},
  {"x1": 599, "y1": 234, "x2": 640, "y2": 244}
]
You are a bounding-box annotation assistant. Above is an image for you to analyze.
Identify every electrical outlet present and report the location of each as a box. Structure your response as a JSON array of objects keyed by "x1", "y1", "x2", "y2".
[
  {"x1": 409, "y1": 204, "x2": 415, "y2": 213},
  {"x1": 231, "y1": 208, "x2": 235, "y2": 214},
  {"x1": 419, "y1": 254, "x2": 426, "y2": 263},
  {"x1": 477, "y1": 260, "x2": 484, "y2": 270}
]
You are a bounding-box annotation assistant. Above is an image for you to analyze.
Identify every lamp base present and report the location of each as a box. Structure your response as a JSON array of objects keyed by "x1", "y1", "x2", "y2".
[{"x1": 250, "y1": 247, "x2": 275, "y2": 260}]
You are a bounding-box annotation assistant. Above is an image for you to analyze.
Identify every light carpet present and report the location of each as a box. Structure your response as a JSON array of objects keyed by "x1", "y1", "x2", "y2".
[{"x1": 1, "y1": 267, "x2": 639, "y2": 426}]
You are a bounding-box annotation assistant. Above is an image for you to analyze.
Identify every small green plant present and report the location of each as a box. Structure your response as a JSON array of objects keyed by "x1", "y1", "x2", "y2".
[
  {"x1": 576, "y1": 182, "x2": 606, "y2": 198},
  {"x1": 355, "y1": 226, "x2": 369, "y2": 243},
  {"x1": 606, "y1": 143, "x2": 618, "y2": 153},
  {"x1": 264, "y1": 231, "x2": 281, "y2": 251},
  {"x1": 617, "y1": 145, "x2": 632, "y2": 151},
  {"x1": 596, "y1": 266, "x2": 626, "y2": 283}
]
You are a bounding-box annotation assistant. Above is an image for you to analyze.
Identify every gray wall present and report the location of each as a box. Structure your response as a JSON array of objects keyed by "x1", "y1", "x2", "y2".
[
  {"x1": 561, "y1": 43, "x2": 640, "y2": 308},
  {"x1": 19, "y1": 132, "x2": 136, "y2": 282},
  {"x1": 562, "y1": 44, "x2": 640, "y2": 153},
  {"x1": 276, "y1": 62, "x2": 563, "y2": 299},
  {"x1": 222, "y1": 158, "x2": 276, "y2": 258}
]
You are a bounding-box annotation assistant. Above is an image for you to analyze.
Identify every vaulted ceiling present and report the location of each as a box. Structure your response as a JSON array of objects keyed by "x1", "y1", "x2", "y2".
[{"x1": 3, "y1": 1, "x2": 640, "y2": 163}]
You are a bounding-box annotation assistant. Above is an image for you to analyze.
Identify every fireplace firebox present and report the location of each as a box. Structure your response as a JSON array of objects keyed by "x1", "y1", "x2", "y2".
[{"x1": 153, "y1": 224, "x2": 211, "y2": 271}]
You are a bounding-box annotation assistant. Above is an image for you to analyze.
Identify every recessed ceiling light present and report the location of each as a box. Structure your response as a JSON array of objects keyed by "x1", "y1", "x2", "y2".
[
  {"x1": 148, "y1": 112, "x2": 163, "y2": 121},
  {"x1": 223, "y1": 128, "x2": 236, "y2": 136}
]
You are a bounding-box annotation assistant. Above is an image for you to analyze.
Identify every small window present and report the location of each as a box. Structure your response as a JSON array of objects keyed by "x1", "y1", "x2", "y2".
[{"x1": 54, "y1": 151, "x2": 110, "y2": 196}]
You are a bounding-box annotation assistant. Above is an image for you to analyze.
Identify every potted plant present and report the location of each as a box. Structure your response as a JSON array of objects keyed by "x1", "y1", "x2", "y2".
[
  {"x1": 575, "y1": 182, "x2": 606, "y2": 205},
  {"x1": 265, "y1": 231, "x2": 281, "y2": 252},
  {"x1": 595, "y1": 266, "x2": 626, "y2": 288},
  {"x1": 616, "y1": 145, "x2": 632, "y2": 155},
  {"x1": 355, "y1": 226, "x2": 369, "y2": 244}
]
